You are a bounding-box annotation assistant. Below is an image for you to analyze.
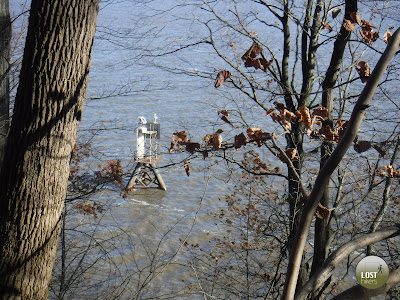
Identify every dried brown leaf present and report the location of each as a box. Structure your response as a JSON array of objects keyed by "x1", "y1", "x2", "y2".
[
  {"x1": 283, "y1": 110, "x2": 297, "y2": 121},
  {"x1": 373, "y1": 144, "x2": 386, "y2": 157},
  {"x1": 267, "y1": 103, "x2": 296, "y2": 130},
  {"x1": 322, "y1": 21, "x2": 333, "y2": 32},
  {"x1": 242, "y1": 42, "x2": 263, "y2": 59},
  {"x1": 213, "y1": 130, "x2": 223, "y2": 150},
  {"x1": 359, "y1": 21, "x2": 378, "y2": 44},
  {"x1": 242, "y1": 42, "x2": 272, "y2": 72},
  {"x1": 286, "y1": 148, "x2": 299, "y2": 160},
  {"x1": 204, "y1": 134, "x2": 214, "y2": 146},
  {"x1": 247, "y1": 127, "x2": 261, "y2": 139},
  {"x1": 205, "y1": 129, "x2": 223, "y2": 150},
  {"x1": 383, "y1": 30, "x2": 392, "y2": 44},
  {"x1": 360, "y1": 19, "x2": 376, "y2": 30},
  {"x1": 360, "y1": 28, "x2": 379, "y2": 44},
  {"x1": 312, "y1": 107, "x2": 329, "y2": 121},
  {"x1": 332, "y1": 8, "x2": 341, "y2": 19},
  {"x1": 349, "y1": 12, "x2": 361, "y2": 25},
  {"x1": 186, "y1": 142, "x2": 201, "y2": 154},
  {"x1": 296, "y1": 106, "x2": 312, "y2": 130},
  {"x1": 319, "y1": 125, "x2": 339, "y2": 142},
  {"x1": 354, "y1": 140, "x2": 372, "y2": 153},
  {"x1": 316, "y1": 203, "x2": 330, "y2": 219},
  {"x1": 202, "y1": 150, "x2": 208, "y2": 160},
  {"x1": 246, "y1": 128, "x2": 271, "y2": 146},
  {"x1": 343, "y1": 19, "x2": 355, "y2": 31},
  {"x1": 184, "y1": 161, "x2": 190, "y2": 176},
  {"x1": 218, "y1": 110, "x2": 229, "y2": 116},
  {"x1": 214, "y1": 70, "x2": 231, "y2": 88},
  {"x1": 221, "y1": 115, "x2": 233, "y2": 126},
  {"x1": 356, "y1": 61, "x2": 371, "y2": 83},
  {"x1": 258, "y1": 58, "x2": 273, "y2": 72},
  {"x1": 243, "y1": 57, "x2": 272, "y2": 72},
  {"x1": 274, "y1": 101, "x2": 286, "y2": 111},
  {"x1": 170, "y1": 130, "x2": 190, "y2": 152},
  {"x1": 172, "y1": 131, "x2": 189, "y2": 144},
  {"x1": 234, "y1": 132, "x2": 247, "y2": 150}
]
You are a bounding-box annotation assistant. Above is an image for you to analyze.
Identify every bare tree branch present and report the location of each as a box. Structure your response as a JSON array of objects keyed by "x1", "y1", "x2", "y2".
[{"x1": 295, "y1": 225, "x2": 400, "y2": 299}]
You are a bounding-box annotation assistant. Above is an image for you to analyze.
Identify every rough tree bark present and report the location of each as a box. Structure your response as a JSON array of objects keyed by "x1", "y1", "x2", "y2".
[
  {"x1": 0, "y1": 0, "x2": 10, "y2": 165},
  {"x1": 0, "y1": 0, "x2": 100, "y2": 299},
  {"x1": 282, "y1": 27, "x2": 400, "y2": 300}
]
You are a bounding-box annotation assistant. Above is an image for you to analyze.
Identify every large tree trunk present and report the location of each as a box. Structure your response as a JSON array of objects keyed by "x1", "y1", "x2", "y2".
[
  {"x1": 0, "y1": 0, "x2": 99, "y2": 299},
  {"x1": 0, "y1": 0, "x2": 11, "y2": 165}
]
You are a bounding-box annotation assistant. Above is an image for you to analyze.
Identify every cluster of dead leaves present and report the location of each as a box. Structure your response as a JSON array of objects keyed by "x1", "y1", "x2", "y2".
[
  {"x1": 277, "y1": 148, "x2": 299, "y2": 164},
  {"x1": 314, "y1": 119, "x2": 348, "y2": 142},
  {"x1": 169, "y1": 104, "x2": 385, "y2": 177},
  {"x1": 267, "y1": 102, "x2": 329, "y2": 136},
  {"x1": 232, "y1": 128, "x2": 271, "y2": 150},
  {"x1": 343, "y1": 12, "x2": 385, "y2": 45},
  {"x1": 245, "y1": 127, "x2": 271, "y2": 147},
  {"x1": 169, "y1": 131, "x2": 203, "y2": 154},
  {"x1": 323, "y1": 11, "x2": 393, "y2": 46},
  {"x1": 266, "y1": 102, "x2": 297, "y2": 131},
  {"x1": 169, "y1": 131, "x2": 190, "y2": 152},
  {"x1": 75, "y1": 201, "x2": 104, "y2": 218},
  {"x1": 69, "y1": 143, "x2": 91, "y2": 179},
  {"x1": 214, "y1": 42, "x2": 274, "y2": 88},
  {"x1": 169, "y1": 129, "x2": 224, "y2": 175},
  {"x1": 376, "y1": 165, "x2": 400, "y2": 179},
  {"x1": 354, "y1": 28, "x2": 394, "y2": 83},
  {"x1": 101, "y1": 160, "x2": 124, "y2": 189},
  {"x1": 265, "y1": 103, "x2": 382, "y2": 150},
  {"x1": 242, "y1": 42, "x2": 273, "y2": 72},
  {"x1": 359, "y1": 19, "x2": 379, "y2": 44}
]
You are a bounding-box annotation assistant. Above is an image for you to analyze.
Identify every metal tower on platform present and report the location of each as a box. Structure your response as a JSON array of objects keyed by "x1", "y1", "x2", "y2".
[{"x1": 126, "y1": 115, "x2": 166, "y2": 191}]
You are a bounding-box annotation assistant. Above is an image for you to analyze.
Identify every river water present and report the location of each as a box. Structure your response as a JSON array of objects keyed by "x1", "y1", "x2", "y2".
[{"x1": 53, "y1": 1, "x2": 244, "y2": 299}]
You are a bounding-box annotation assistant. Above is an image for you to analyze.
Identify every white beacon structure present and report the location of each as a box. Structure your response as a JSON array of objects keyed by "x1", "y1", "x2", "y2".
[{"x1": 126, "y1": 114, "x2": 166, "y2": 191}]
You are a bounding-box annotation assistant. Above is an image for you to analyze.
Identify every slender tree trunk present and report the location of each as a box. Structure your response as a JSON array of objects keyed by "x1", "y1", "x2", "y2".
[
  {"x1": 0, "y1": 0, "x2": 10, "y2": 166},
  {"x1": 286, "y1": 0, "x2": 323, "y2": 290},
  {"x1": 311, "y1": 0, "x2": 358, "y2": 279},
  {"x1": 0, "y1": 1, "x2": 99, "y2": 299}
]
